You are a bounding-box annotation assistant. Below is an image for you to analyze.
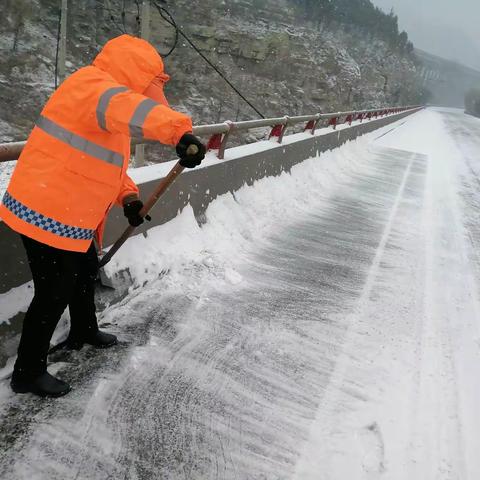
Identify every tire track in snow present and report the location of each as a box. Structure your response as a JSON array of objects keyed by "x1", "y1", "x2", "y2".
[
  {"x1": 408, "y1": 135, "x2": 468, "y2": 480},
  {"x1": 293, "y1": 147, "x2": 418, "y2": 479},
  {"x1": 428, "y1": 111, "x2": 480, "y2": 480}
]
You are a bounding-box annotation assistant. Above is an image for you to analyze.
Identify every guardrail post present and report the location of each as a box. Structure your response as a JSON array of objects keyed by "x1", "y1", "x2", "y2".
[
  {"x1": 207, "y1": 133, "x2": 223, "y2": 152},
  {"x1": 206, "y1": 122, "x2": 234, "y2": 160},
  {"x1": 279, "y1": 116, "x2": 289, "y2": 143},
  {"x1": 269, "y1": 125, "x2": 283, "y2": 139},
  {"x1": 328, "y1": 116, "x2": 338, "y2": 130},
  {"x1": 218, "y1": 121, "x2": 234, "y2": 160},
  {"x1": 304, "y1": 114, "x2": 321, "y2": 135},
  {"x1": 269, "y1": 116, "x2": 288, "y2": 143},
  {"x1": 304, "y1": 119, "x2": 315, "y2": 132}
]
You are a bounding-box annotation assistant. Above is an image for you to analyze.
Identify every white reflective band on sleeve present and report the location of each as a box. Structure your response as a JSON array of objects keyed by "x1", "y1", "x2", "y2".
[
  {"x1": 129, "y1": 98, "x2": 158, "y2": 139},
  {"x1": 96, "y1": 86, "x2": 128, "y2": 131},
  {"x1": 36, "y1": 116, "x2": 124, "y2": 168}
]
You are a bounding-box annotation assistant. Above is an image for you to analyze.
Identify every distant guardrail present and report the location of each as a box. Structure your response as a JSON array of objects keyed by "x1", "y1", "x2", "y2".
[{"x1": 0, "y1": 106, "x2": 421, "y2": 163}]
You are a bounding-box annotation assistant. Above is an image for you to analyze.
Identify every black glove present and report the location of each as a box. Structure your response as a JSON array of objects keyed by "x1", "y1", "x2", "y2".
[
  {"x1": 123, "y1": 200, "x2": 150, "y2": 227},
  {"x1": 176, "y1": 133, "x2": 206, "y2": 168}
]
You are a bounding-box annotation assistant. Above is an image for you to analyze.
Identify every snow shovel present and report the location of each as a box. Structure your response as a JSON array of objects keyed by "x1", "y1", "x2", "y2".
[{"x1": 98, "y1": 144, "x2": 199, "y2": 269}]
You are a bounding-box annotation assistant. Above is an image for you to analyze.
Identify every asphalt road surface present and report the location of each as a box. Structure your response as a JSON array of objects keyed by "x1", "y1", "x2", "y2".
[{"x1": 1, "y1": 108, "x2": 480, "y2": 479}]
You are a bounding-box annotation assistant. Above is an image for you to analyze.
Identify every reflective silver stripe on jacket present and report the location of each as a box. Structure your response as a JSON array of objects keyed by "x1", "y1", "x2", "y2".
[
  {"x1": 129, "y1": 98, "x2": 158, "y2": 139},
  {"x1": 96, "y1": 86, "x2": 128, "y2": 131},
  {"x1": 36, "y1": 116, "x2": 124, "y2": 168}
]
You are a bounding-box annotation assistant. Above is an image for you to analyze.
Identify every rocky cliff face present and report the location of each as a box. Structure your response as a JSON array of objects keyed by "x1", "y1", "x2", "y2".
[{"x1": 0, "y1": 0, "x2": 424, "y2": 144}]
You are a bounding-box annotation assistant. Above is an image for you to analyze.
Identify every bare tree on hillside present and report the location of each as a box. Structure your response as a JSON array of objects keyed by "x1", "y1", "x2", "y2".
[{"x1": 7, "y1": 0, "x2": 33, "y2": 52}]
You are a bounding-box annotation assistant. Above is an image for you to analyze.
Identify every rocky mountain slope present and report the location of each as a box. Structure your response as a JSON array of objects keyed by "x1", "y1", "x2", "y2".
[
  {"x1": 0, "y1": 0, "x2": 426, "y2": 144},
  {"x1": 416, "y1": 49, "x2": 480, "y2": 108}
]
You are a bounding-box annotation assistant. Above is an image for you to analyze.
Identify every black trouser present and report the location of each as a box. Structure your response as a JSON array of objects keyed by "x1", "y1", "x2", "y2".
[{"x1": 13, "y1": 235, "x2": 99, "y2": 380}]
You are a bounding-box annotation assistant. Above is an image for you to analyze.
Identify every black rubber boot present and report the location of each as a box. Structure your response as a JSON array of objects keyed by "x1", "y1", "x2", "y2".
[
  {"x1": 66, "y1": 330, "x2": 118, "y2": 350},
  {"x1": 11, "y1": 372, "x2": 71, "y2": 398},
  {"x1": 86, "y1": 330, "x2": 118, "y2": 348}
]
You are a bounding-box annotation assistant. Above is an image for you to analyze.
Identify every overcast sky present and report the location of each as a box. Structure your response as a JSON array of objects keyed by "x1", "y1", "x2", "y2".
[{"x1": 372, "y1": 0, "x2": 480, "y2": 71}]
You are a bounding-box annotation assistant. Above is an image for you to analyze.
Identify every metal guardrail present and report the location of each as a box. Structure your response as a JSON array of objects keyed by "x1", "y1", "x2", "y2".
[
  {"x1": 0, "y1": 106, "x2": 421, "y2": 163},
  {"x1": 0, "y1": 142, "x2": 25, "y2": 163}
]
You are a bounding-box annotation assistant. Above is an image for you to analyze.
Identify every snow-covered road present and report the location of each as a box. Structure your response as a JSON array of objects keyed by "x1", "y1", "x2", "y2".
[{"x1": 1, "y1": 108, "x2": 480, "y2": 479}]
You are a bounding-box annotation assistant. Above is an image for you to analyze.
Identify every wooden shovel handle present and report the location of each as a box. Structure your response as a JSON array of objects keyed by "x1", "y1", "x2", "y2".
[{"x1": 98, "y1": 144, "x2": 199, "y2": 268}]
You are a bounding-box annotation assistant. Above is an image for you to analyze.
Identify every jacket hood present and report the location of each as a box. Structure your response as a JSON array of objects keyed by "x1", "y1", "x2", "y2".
[{"x1": 92, "y1": 35, "x2": 166, "y2": 93}]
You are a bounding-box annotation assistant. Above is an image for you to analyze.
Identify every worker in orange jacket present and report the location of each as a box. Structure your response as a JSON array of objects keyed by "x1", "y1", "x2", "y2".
[{"x1": 0, "y1": 35, "x2": 206, "y2": 397}]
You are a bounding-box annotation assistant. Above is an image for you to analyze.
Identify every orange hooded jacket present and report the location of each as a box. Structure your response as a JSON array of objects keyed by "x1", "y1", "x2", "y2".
[{"x1": 0, "y1": 35, "x2": 192, "y2": 253}]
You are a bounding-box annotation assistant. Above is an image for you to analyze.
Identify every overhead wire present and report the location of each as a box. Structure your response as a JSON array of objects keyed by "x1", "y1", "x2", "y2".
[
  {"x1": 51, "y1": 1, "x2": 264, "y2": 118},
  {"x1": 151, "y1": 0, "x2": 265, "y2": 119},
  {"x1": 152, "y1": 5, "x2": 178, "y2": 58}
]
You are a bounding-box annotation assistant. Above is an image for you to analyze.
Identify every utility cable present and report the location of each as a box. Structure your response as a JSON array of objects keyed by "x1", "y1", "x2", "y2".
[
  {"x1": 153, "y1": 5, "x2": 178, "y2": 58},
  {"x1": 54, "y1": 6, "x2": 61, "y2": 89},
  {"x1": 152, "y1": 1, "x2": 265, "y2": 118}
]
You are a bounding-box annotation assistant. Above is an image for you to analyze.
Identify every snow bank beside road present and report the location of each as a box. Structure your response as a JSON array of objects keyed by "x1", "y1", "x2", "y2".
[
  {"x1": 105, "y1": 113, "x2": 419, "y2": 289},
  {"x1": 104, "y1": 134, "x2": 372, "y2": 290}
]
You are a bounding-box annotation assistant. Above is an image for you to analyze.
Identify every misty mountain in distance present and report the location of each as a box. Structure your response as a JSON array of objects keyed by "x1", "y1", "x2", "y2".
[{"x1": 372, "y1": 0, "x2": 480, "y2": 72}]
